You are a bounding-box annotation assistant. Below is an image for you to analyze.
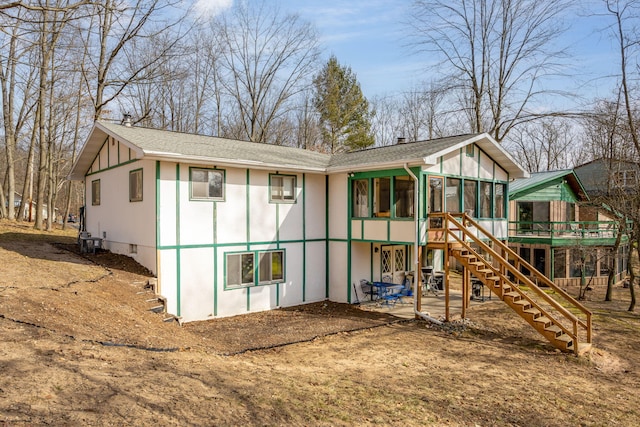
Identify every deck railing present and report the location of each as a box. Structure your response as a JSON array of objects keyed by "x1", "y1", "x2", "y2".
[
  {"x1": 508, "y1": 220, "x2": 625, "y2": 239},
  {"x1": 429, "y1": 212, "x2": 592, "y2": 353}
]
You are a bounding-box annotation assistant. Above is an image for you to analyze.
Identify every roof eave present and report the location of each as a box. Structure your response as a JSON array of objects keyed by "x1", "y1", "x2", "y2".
[
  {"x1": 68, "y1": 122, "x2": 145, "y2": 180},
  {"x1": 327, "y1": 159, "x2": 426, "y2": 174},
  {"x1": 143, "y1": 152, "x2": 328, "y2": 174}
]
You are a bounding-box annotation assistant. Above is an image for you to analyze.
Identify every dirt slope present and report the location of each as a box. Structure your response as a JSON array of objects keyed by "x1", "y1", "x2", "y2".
[{"x1": 1, "y1": 220, "x2": 639, "y2": 426}]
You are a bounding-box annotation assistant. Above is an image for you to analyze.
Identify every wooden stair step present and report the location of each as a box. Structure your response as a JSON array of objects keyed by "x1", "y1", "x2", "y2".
[
  {"x1": 503, "y1": 291, "x2": 521, "y2": 299},
  {"x1": 149, "y1": 305, "x2": 165, "y2": 313},
  {"x1": 512, "y1": 300, "x2": 531, "y2": 309},
  {"x1": 477, "y1": 269, "x2": 493, "y2": 275},
  {"x1": 523, "y1": 307, "x2": 541, "y2": 317},
  {"x1": 486, "y1": 275, "x2": 500, "y2": 282},
  {"x1": 545, "y1": 324, "x2": 563, "y2": 336},
  {"x1": 533, "y1": 316, "x2": 552, "y2": 326},
  {"x1": 554, "y1": 334, "x2": 574, "y2": 347}
]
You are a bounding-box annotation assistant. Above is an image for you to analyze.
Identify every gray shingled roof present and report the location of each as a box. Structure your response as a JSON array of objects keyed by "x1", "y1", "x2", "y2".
[
  {"x1": 100, "y1": 122, "x2": 331, "y2": 169},
  {"x1": 329, "y1": 134, "x2": 474, "y2": 169},
  {"x1": 69, "y1": 122, "x2": 529, "y2": 179}
]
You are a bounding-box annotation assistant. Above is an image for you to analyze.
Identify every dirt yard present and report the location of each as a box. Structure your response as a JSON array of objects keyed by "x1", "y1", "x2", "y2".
[{"x1": 1, "y1": 220, "x2": 639, "y2": 426}]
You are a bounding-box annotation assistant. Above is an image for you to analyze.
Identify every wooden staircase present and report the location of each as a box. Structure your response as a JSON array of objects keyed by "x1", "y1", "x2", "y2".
[
  {"x1": 430, "y1": 213, "x2": 592, "y2": 355},
  {"x1": 137, "y1": 279, "x2": 182, "y2": 324}
]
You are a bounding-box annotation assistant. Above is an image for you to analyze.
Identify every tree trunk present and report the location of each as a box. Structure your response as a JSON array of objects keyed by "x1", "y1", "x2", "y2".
[
  {"x1": 605, "y1": 222, "x2": 624, "y2": 301},
  {"x1": 18, "y1": 119, "x2": 37, "y2": 222},
  {"x1": 629, "y1": 235, "x2": 638, "y2": 312}
]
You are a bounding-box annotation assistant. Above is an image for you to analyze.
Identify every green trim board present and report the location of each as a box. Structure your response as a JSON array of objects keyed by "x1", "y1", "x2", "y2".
[
  {"x1": 175, "y1": 163, "x2": 181, "y2": 316},
  {"x1": 302, "y1": 173, "x2": 307, "y2": 301},
  {"x1": 325, "y1": 175, "x2": 329, "y2": 298},
  {"x1": 85, "y1": 158, "x2": 140, "y2": 176},
  {"x1": 157, "y1": 238, "x2": 326, "y2": 251}
]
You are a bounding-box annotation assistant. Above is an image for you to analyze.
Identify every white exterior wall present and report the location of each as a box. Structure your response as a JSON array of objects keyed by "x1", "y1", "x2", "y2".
[
  {"x1": 84, "y1": 138, "x2": 156, "y2": 274},
  {"x1": 423, "y1": 144, "x2": 509, "y2": 241},
  {"x1": 154, "y1": 163, "x2": 327, "y2": 322}
]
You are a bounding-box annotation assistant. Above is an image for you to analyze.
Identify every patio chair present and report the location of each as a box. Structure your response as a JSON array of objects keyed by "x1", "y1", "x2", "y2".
[
  {"x1": 360, "y1": 279, "x2": 377, "y2": 301},
  {"x1": 395, "y1": 277, "x2": 413, "y2": 304}
]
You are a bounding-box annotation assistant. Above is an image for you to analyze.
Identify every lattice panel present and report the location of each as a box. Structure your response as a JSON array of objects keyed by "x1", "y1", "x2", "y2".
[
  {"x1": 395, "y1": 249, "x2": 405, "y2": 272},
  {"x1": 381, "y1": 249, "x2": 392, "y2": 274}
]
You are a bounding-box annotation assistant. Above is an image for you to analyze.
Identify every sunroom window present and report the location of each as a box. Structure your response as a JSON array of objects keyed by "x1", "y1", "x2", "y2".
[
  {"x1": 394, "y1": 176, "x2": 414, "y2": 217},
  {"x1": 352, "y1": 179, "x2": 369, "y2": 218},
  {"x1": 373, "y1": 177, "x2": 391, "y2": 217}
]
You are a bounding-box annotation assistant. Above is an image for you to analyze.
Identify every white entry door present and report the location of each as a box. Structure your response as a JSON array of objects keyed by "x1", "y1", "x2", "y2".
[{"x1": 381, "y1": 245, "x2": 406, "y2": 284}]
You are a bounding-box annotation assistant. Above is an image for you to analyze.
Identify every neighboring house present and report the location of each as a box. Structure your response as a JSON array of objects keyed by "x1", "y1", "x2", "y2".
[
  {"x1": 508, "y1": 169, "x2": 629, "y2": 288},
  {"x1": 8, "y1": 192, "x2": 56, "y2": 222},
  {"x1": 574, "y1": 158, "x2": 640, "y2": 197},
  {"x1": 69, "y1": 122, "x2": 527, "y2": 323}
]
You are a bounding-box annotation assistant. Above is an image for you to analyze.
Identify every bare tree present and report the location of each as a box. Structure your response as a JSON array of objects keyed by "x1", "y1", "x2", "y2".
[
  {"x1": 216, "y1": 0, "x2": 320, "y2": 143},
  {"x1": 408, "y1": 0, "x2": 574, "y2": 142},
  {"x1": 79, "y1": 0, "x2": 188, "y2": 121},
  {"x1": 0, "y1": 7, "x2": 37, "y2": 220},
  {"x1": 605, "y1": 0, "x2": 640, "y2": 310},
  {"x1": 505, "y1": 118, "x2": 578, "y2": 172}
]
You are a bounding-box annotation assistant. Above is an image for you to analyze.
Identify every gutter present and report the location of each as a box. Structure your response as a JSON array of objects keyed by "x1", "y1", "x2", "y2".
[{"x1": 403, "y1": 163, "x2": 442, "y2": 325}]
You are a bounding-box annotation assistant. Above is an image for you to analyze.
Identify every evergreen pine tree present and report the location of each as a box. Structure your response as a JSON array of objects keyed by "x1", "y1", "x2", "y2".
[{"x1": 313, "y1": 55, "x2": 374, "y2": 153}]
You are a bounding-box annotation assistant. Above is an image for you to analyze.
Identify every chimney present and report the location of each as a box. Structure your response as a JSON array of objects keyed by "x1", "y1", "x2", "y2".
[
  {"x1": 397, "y1": 137, "x2": 406, "y2": 144},
  {"x1": 122, "y1": 113, "x2": 132, "y2": 127}
]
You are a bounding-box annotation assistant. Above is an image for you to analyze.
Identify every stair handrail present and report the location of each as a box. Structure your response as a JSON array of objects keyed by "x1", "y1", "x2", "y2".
[
  {"x1": 433, "y1": 212, "x2": 591, "y2": 345},
  {"x1": 458, "y1": 213, "x2": 592, "y2": 334},
  {"x1": 444, "y1": 222, "x2": 581, "y2": 344}
]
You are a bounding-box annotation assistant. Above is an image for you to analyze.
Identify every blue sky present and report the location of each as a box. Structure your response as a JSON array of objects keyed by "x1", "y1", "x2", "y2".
[{"x1": 197, "y1": 0, "x2": 621, "y2": 104}]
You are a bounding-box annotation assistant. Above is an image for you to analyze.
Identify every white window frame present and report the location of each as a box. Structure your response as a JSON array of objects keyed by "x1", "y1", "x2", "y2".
[
  {"x1": 225, "y1": 252, "x2": 255, "y2": 289},
  {"x1": 190, "y1": 167, "x2": 225, "y2": 201},
  {"x1": 91, "y1": 179, "x2": 101, "y2": 206},
  {"x1": 270, "y1": 174, "x2": 296, "y2": 202},
  {"x1": 129, "y1": 169, "x2": 143, "y2": 202},
  {"x1": 258, "y1": 250, "x2": 285, "y2": 285}
]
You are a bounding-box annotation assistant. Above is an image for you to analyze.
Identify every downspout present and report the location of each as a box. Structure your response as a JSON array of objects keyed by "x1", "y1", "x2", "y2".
[{"x1": 404, "y1": 163, "x2": 443, "y2": 325}]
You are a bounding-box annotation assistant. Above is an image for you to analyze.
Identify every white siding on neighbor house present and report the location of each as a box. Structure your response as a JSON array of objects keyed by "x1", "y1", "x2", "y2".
[{"x1": 154, "y1": 161, "x2": 328, "y2": 321}]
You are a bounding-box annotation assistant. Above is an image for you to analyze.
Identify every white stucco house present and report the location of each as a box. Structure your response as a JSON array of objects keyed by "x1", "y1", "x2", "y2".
[{"x1": 69, "y1": 122, "x2": 528, "y2": 322}]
